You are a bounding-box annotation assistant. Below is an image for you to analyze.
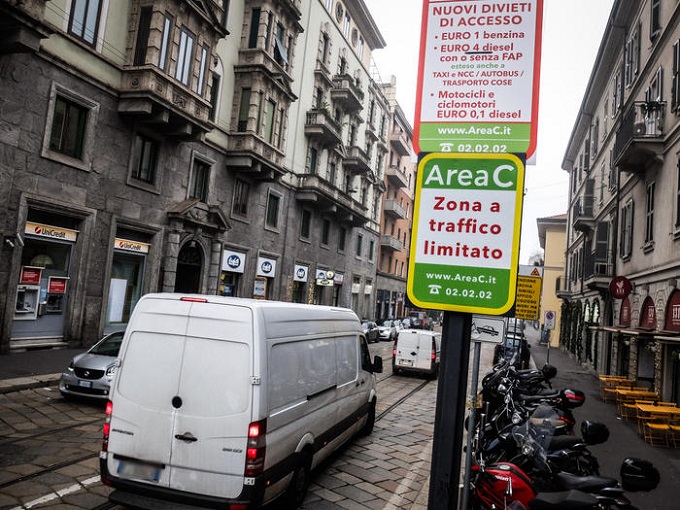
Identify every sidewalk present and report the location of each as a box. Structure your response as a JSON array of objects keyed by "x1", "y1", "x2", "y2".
[{"x1": 0, "y1": 346, "x2": 80, "y2": 393}]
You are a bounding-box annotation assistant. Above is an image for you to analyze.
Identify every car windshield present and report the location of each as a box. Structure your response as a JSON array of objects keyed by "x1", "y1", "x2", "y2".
[
  {"x1": 89, "y1": 331, "x2": 124, "y2": 356},
  {"x1": 377, "y1": 319, "x2": 393, "y2": 327}
]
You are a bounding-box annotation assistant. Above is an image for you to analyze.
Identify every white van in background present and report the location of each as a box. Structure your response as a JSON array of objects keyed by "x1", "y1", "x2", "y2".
[
  {"x1": 100, "y1": 294, "x2": 383, "y2": 509},
  {"x1": 392, "y1": 329, "x2": 441, "y2": 379}
]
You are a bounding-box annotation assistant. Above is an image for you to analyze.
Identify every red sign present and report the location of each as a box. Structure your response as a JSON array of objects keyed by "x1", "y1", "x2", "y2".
[
  {"x1": 665, "y1": 290, "x2": 680, "y2": 332},
  {"x1": 48, "y1": 277, "x2": 68, "y2": 294},
  {"x1": 619, "y1": 297, "x2": 631, "y2": 327},
  {"x1": 609, "y1": 276, "x2": 632, "y2": 299},
  {"x1": 19, "y1": 266, "x2": 42, "y2": 285},
  {"x1": 640, "y1": 297, "x2": 657, "y2": 329}
]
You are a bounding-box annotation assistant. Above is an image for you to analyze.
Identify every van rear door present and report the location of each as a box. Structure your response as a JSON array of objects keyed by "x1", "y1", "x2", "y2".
[{"x1": 107, "y1": 298, "x2": 254, "y2": 499}]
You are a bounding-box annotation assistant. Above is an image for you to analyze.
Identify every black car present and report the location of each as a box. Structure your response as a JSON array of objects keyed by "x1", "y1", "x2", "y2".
[
  {"x1": 493, "y1": 332, "x2": 531, "y2": 369},
  {"x1": 361, "y1": 320, "x2": 380, "y2": 343}
]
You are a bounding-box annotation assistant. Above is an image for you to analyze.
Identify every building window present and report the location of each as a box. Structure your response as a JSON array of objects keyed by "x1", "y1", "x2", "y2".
[
  {"x1": 645, "y1": 181, "x2": 655, "y2": 245},
  {"x1": 264, "y1": 99, "x2": 276, "y2": 142},
  {"x1": 159, "y1": 14, "x2": 173, "y2": 70},
  {"x1": 273, "y1": 23, "x2": 288, "y2": 68},
  {"x1": 300, "y1": 209, "x2": 312, "y2": 240},
  {"x1": 237, "y1": 88, "x2": 251, "y2": 132},
  {"x1": 307, "y1": 147, "x2": 318, "y2": 174},
  {"x1": 338, "y1": 227, "x2": 346, "y2": 252},
  {"x1": 620, "y1": 199, "x2": 634, "y2": 258},
  {"x1": 176, "y1": 27, "x2": 195, "y2": 86},
  {"x1": 368, "y1": 239, "x2": 375, "y2": 261},
  {"x1": 625, "y1": 24, "x2": 640, "y2": 87},
  {"x1": 328, "y1": 162, "x2": 336, "y2": 185},
  {"x1": 68, "y1": 0, "x2": 102, "y2": 47},
  {"x1": 49, "y1": 96, "x2": 88, "y2": 159},
  {"x1": 277, "y1": 107, "x2": 285, "y2": 148},
  {"x1": 130, "y1": 133, "x2": 158, "y2": 184},
  {"x1": 189, "y1": 158, "x2": 210, "y2": 201},
  {"x1": 650, "y1": 0, "x2": 661, "y2": 41},
  {"x1": 676, "y1": 158, "x2": 680, "y2": 228},
  {"x1": 265, "y1": 192, "x2": 280, "y2": 230},
  {"x1": 343, "y1": 12, "x2": 351, "y2": 38},
  {"x1": 248, "y1": 8, "x2": 260, "y2": 48},
  {"x1": 321, "y1": 219, "x2": 331, "y2": 245},
  {"x1": 209, "y1": 71, "x2": 221, "y2": 122},
  {"x1": 355, "y1": 234, "x2": 363, "y2": 257},
  {"x1": 613, "y1": 69, "x2": 623, "y2": 114},
  {"x1": 673, "y1": 41, "x2": 680, "y2": 112},
  {"x1": 326, "y1": 0, "x2": 333, "y2": 11},
  {"x1": 264, "y1": 12, "x2": 273, "y2": 52},
  {"x1": 197, "y1": 45, "x2": 209, "y2": 96},
  {"x1": 133, "y1": 7, "x2": 152, "y2": 65},
  {"x1": 232, "y1": 179, "x2": 250, "y2": 216}
]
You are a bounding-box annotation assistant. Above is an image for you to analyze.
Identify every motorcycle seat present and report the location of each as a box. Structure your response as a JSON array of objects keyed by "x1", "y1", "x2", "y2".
[
  {"x1": 529, "y1": 489, "x2": 598, "y2": 510},
  {"x1": 553, "y1": 471, "x2": 619, "y2": 492},
  {"x1": 548, "y1": 435, "x2": 584, "y2": 451}
]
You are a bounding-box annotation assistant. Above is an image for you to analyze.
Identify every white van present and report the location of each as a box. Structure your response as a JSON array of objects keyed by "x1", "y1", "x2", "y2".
[
  {"x1": 100, "y1": 294, "x2": 383, "y2": 509},
  {"x1": 392, "y1": 329, "x2": 441, "y2": 379}
]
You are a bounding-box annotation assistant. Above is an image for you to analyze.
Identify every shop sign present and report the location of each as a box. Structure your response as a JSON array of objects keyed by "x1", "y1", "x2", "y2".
[
  {"x1": 619, "y1": 296, "x2": 631, "y2": 327},
  {"x1": 257, "y1": 257, "x2": 277, "y2": 277},
  {"x1": 640, "y1": 297, "x2": 657, "y2": 329},
  {"x1": 334, "y1": 272, "x2": 344, "y2": 285},
  {"x1": 114, "y1": 238, "x2": 150, "y2": 254},
  {"x1": 48, "y1": 276, "x2": 69, "y2": 294},
  {"x1": 664, "y1": 290, "x2": 680, "y2": 332},
  {"x1": 609, "y1": 276, "x2": 632, "y2": 299},
  {"x1": 253, "y1": 276, "x2": 267, "y2": 298},
  {"x1": 25, "y1": 222, "x2": 78, "y2": 242},
  {"x1": 20, "y1": 266, "x2": 42, "y2": 285},
  {"x1": 222, "y1": 250, "x2": 246, "y2": 273},
  {"x1": 316, "y1": 269, "x2": 334, "y2": 287},
  {"x1": 294, "y1": 265, "x2": 309, "y2": 282}
]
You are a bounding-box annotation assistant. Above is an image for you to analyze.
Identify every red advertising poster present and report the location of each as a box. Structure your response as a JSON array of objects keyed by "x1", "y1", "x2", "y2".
[
  {"x1": 19, "y1": 266, "x2": 42, "y2": 285},
  {"x1": 619, "y1": 297, "x2": 631, "y2": 327},
  {"x1": 48, "y1": 277, "x2": 68, "y2": 294}
]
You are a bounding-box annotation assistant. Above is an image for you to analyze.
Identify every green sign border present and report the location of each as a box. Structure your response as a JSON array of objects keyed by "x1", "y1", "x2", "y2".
[{"x1": 407, "y1": 153, "x2": 525, "y2": 315}]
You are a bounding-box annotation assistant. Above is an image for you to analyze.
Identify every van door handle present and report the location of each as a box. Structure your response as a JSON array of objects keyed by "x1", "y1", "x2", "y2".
[{"x1": 175, "y1": 432, "x2": 198, "y2": 443}]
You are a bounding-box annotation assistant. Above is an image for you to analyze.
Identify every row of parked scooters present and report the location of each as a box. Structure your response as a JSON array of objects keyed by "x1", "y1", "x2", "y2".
[{"x1": 466, "y1": 358, "x2": 660, "y2": 509}]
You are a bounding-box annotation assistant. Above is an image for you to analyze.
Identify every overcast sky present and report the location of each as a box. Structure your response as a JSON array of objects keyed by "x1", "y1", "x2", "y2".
[{"x1": 365, "y1": 0, "x2": 615, "y2": 264}]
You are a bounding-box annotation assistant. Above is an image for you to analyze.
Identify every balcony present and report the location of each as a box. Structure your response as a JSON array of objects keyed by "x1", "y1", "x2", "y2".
[
  {"x1": 380, "y1": 234, "x2": 404, "y2": 252},
  {"x1": 118, "y1": 68, "x2": 212, "y2": 140},
  {"x1": 572, "y1": 179, "x2": 595, "y2": 232},
  {"x1": 383, "y1": 199, "x2": 407, "y2": 219},
  {"x1": 584, "y1": 251, "x2": 614, "y2": 291},
  {"x1": 613, "y1": 101, "x2": 665, "y2": 173},
  {"x1": 331, "y1": 74, "x2": 364, "y2": 113},
  {"x1": 343, "y1": 146, "x2": 371, "y2": 175},
  {"x1": 390, "y1": 128, "x2": 411, "y2": 156},
  {"x1": 0, "y1": 0, "x2": 53, "y2": 54},
  {"x1": 225, "y1": 133, "x2": 286, "y2": 181},
  {"x1": 305, "y1": 109, "x2": 342, "y2": 146},
  {"x1": 295, "y1": 174, "x2": 369, "y2": 226},
  {"x1": 385, "y1": 165, "x2": 409, "y2": 188}
]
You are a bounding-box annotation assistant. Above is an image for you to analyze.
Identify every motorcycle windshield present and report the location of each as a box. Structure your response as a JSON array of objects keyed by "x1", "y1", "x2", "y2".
[{"x1": 511, "y1": 404, "x2": 558, "y2": 472}]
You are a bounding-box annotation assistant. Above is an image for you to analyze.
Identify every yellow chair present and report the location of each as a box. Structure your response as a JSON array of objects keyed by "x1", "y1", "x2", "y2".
[
  {"x1": 668, "y1": 416, "x2": 680, "y2": 447},
  {"x1": 635, "y1": 401, "x2": 656, "y2": 435},
  {"x1": 656, "y1": 401, "x2": 677, "y2": 407},
  {"x1": 643, "y1": 415, "x2": 670, "y2": 447}
]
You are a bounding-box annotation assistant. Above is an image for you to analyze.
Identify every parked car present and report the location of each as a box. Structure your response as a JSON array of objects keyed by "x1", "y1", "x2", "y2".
[
  {"x1": 59, "y1": 330, "x2": 124, "y2": 400},
  {"x1": 377, "y1": 319, "x2": 399, "y2": 341},
  {"x1": 361, "y1": 320, "x2": 380, "y2": 343},
  {"x1": 493, "y1": 332, "x2": 531, "y2": 369},
  {"x1": 392, "y1": 329, "x2": 441, "y2": 379}
]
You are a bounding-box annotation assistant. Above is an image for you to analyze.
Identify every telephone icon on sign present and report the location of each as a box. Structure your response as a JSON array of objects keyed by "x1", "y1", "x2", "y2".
[{"x1": 428, "y1": 284, "x2": 442, "y2": 295}]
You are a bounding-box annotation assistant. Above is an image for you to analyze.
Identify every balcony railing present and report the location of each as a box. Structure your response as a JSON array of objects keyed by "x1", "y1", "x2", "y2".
[
  {"x1": 343, "y1": 145, "x2": 371, "y2": 175},
  {"x1": 305, "y1": 109, "x2": 342, "y2": 146},
  {"x1": 383, "y1": 199, "x2": 407, "y2": 219},
  {"x1": 613, "y1": 101, "x2": 665, "y2": 173},
  {"x1": 331, "y1": 74, "x2": 363, "y2": 112},
  {"x1": 380, "y1": 234, "x2": 404, "y2": 252},
  {"x1": 385, "y1": 165, "x2": 409, "y2": 188},
  {"x1": 295, "y1": 174, "x2": 369, "y2": 226},
  {"x1": 584, "y1": 250, "x2": 614, "y2": 291},
  {"x1": 390, "y1": 128, "x2": 411, "y2": 156},
  {"x1": 225, "y1": 133, "x2": 286, "y2": 181},
  {"x1": 572, "y1": 179, "x2": 595, "y2": 232}
]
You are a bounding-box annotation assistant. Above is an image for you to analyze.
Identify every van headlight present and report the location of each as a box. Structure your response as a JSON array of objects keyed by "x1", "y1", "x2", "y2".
[{"x1": 106, "y1": 364, "x2": 117, "y2": 376}]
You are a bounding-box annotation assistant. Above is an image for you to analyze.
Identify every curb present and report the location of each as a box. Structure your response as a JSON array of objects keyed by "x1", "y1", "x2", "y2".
[{"x1": 0, "y1": 374, "x2": 61, "y2": 394}]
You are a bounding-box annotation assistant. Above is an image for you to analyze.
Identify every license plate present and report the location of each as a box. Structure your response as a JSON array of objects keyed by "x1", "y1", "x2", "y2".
[
  {"x1": 77, "y1": 380, "x2": 93, "y2": 388},
  {"x1": 399, "y1": 360, "x2": 414, "y2": 366},
  {"x1": 117, "y1": 460, "x2": 161, "y2": 482}
]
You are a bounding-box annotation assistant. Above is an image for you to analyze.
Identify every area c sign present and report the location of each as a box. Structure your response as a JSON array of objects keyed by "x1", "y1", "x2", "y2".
[{"x1": 407, "y1": 153, "x2": 524, "y2": 314}]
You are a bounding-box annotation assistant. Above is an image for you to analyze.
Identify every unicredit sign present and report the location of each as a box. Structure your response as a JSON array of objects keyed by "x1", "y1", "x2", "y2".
[{"x1": 609, "y1": 276, "x2": 632, "y2": 299}]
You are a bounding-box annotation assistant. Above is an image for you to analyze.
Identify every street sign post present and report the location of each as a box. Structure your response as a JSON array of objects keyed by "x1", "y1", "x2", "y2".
[
  {"x1": 407, "y1": 152, "x2": 525, "y2": 315},
  {"x1": 545, "y1": 310, "x2": 555, "y2": 329}
]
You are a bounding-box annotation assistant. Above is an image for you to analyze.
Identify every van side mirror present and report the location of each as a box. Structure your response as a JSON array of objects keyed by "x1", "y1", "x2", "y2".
[{"x1": 373, "y1": 356, "x2": 383, "y2": 374}]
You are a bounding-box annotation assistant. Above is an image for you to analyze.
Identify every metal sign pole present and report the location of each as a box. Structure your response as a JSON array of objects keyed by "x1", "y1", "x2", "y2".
[
  {"x1": 428, "y1": 311, "x2": 472, "y2": 510},
  {"x1": 460, "y1": 337, "x2": 481, "y2": 510}
]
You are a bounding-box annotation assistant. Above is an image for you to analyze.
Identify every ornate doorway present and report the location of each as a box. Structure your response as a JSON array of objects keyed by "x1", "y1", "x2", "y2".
[{"x1": 175, "y1": 242, "x2": 202, "y2": 293}]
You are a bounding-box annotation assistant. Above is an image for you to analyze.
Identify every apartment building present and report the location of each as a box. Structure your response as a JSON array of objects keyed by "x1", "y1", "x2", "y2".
[
  {"x1": 536, "y1": 213, "x2": 567, "y2": 347},
  {"x1": 0, "y1": 0, "x2": 395, "y2": 351},
  {"x1": 561, "y1": 0, "x2": 680, "y2": 400}
]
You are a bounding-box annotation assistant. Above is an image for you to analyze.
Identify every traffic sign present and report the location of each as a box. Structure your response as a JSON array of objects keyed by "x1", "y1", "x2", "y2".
[
  {"x1": 514, "y1": 265, "x2": 542, "y2": 320},
  {"x1": 413, "y1": 0, "x2": 544, "y2": 158},
  {"x1": 544, "y1": 310, "x2": 555, "y2": 329},
  {"x1": 407, "y1": 152, "x2": 524, "y2": 314},
  {"x1": 471, "y1": 314, "x2": 505, "y2": 343}
]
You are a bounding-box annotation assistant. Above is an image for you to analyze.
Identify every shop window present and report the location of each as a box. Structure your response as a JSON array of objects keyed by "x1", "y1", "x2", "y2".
[{"x1": 68, "y1": 0, "x2": 103, "y2": 47}]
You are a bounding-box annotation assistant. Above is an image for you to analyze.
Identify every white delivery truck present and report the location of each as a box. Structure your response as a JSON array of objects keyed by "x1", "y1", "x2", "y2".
[
  {"x1": 100, "y1": 294, "x2": 383, "y2": 509},
  {"x1": 392, "y1": 329, "x2": 441, "y2": 379}
]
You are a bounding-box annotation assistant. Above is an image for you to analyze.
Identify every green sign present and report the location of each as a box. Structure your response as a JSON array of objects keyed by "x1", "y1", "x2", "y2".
[{"x1": 407, "y1": 153, "x2": 524, "y2": 315}]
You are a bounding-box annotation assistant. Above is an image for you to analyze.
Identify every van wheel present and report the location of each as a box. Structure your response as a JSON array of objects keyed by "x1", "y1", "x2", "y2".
[
  {"x1": 282, "y1": 451, "x2": 312, "y2": 509},
  {"x1": 361, "y1": 399, "x2": 376, "y2": 436}
]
